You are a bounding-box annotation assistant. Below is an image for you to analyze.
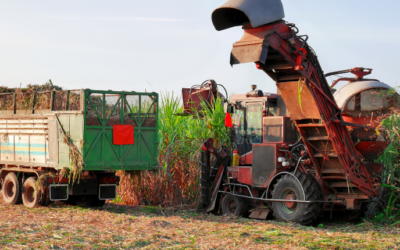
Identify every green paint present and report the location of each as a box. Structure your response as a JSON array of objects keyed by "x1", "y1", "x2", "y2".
[{"x1": 82, "y1": 90, "x2": 158, "y2": 171}]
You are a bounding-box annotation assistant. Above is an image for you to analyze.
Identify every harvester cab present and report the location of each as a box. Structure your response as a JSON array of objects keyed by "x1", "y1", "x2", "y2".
[{"x1": 229, "y1": 85, "x2": 297, "y2": 168}]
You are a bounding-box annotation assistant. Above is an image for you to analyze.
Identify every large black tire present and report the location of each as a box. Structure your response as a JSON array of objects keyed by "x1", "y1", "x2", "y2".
[
  {"x1": 22, "y1": 177, "x2": 40, "y2": 208},
  {"x1": 1, "y1": 172, "x2": 22, "y2": 205},
  {"x1": 39, "y1": 187, "x2": 51, "y2": 207},
  {"x1": 221, "y1": 194, "x2": 248, "y2": 217},
  {"x1": 271, "y1": 172, "x2": 322, "y2": 225}
]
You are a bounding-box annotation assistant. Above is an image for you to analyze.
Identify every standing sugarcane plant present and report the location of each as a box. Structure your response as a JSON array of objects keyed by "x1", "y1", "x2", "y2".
[
  {"x1": 368, "y1": 113, "x2": 400, "y2": 225},
  {"x1": 117, "y1": 92, "x2": 230, "y2": 207}
]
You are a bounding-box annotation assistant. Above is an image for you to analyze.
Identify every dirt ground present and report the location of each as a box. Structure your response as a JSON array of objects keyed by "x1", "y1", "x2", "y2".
[{"x1": 0, "y1": 195, "x2": 399, "y2": 249}]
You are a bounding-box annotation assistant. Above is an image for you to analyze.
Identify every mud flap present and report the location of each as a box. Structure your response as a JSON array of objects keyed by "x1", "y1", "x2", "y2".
[
  {"x1": 206, "y1": 165, "x2": 225, "y2": 213},
  {"x1": 249, "y1": 208, "x2": 270, "y2": 220}
]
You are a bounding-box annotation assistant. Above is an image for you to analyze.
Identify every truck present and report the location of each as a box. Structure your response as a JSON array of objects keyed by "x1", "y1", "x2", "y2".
[
  {"x1": 0, "y1": 87, "x2": 158, "y2": 208},
  {"x1": 187, "y1": 0, "x2": 398, "y2": 225}
]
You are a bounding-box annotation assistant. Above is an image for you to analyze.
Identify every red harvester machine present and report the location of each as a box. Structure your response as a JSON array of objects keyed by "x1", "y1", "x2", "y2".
[{"x1": 184, "y1": 0, "x2": 399, "y2": 225}]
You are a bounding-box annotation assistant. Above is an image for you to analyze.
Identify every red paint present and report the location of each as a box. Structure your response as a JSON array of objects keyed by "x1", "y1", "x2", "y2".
[
  {"x1": 113, "y1": 125, "x2": 134, "y2": 145},
  {"x1": 351, "y1": 67, "x2": 372, "y2": 79},
  {"x1": 355, "y1": 141, "x2": 390, "y2": 160},
  {"x1": 285, "y1": 194, "x2": 296, "y2": 209},
  {"x1": 99, "y1": 176, "x2": 119, "y2": 184},
  {"x1": 237, "y1": 167, "x2": 253, "y2": 186},
  {"x1": 294, "y1": 48, "x2": 306, "y2": 71},
  {"x1": 225, "y1": 112, "x2": 233, "y2": 128}
]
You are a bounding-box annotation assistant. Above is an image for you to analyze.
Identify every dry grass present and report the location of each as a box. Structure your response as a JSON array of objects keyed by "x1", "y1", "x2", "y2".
[{"x1": 1, "y1": 195, "x2": 399, "y2": 249}]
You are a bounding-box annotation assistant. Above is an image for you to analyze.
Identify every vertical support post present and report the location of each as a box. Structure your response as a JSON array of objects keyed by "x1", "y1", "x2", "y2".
[
  {"x1": 13, "y1": 93, "x2": 16, "y2": 114},
  {"x1": 50, "y1": 90, "x2": 55, "y2": 111},
  {"x1": 65, "y1": 90, "x2": 70, "y2": 111},
  {"x1": 31, "y1": 92, "x2": 36, "y2": 114},
  {"x1": 201, "y1": 149, "x2": 211, "y2": 205}
]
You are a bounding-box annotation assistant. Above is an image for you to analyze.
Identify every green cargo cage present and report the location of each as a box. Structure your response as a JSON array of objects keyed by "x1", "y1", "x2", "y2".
[{"x1": 83, "y1": 89, "x2": 159, "y2": 170}]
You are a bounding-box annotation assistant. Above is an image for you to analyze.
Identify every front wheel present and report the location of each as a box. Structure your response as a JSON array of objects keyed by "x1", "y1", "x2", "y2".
[
  {"x1": 271, "y1": 172, "x2": 322, "y2": 225},
  {"x1": 221, "y1": 194, "x2": 248, "y2": 217}
]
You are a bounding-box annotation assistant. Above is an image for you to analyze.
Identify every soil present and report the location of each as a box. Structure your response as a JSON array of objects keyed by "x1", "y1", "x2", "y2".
[{"x1": 0, "y1": 194, "x2": 399, "y2": 249}]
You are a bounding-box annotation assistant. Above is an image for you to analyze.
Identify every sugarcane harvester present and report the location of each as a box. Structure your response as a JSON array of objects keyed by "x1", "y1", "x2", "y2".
[{"x1": 184, "y1": 0, "x2": 398, "y2": 225}]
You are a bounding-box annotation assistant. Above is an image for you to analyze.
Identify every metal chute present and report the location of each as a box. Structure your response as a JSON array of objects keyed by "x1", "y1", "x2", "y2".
[{"x1": 211, "y1": 0, "x2": 285, "y2": 31}]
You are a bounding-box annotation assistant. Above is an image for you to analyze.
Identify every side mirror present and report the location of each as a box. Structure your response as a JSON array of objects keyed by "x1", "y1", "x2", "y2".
[{"x1": 224, "y1": 102, "x2": 234, "y2": 113}]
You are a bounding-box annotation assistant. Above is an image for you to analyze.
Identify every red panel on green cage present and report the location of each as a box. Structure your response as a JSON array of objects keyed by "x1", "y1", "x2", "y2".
[{"x1": 113, "y1": 125, "x2": 134, "y2": 145}]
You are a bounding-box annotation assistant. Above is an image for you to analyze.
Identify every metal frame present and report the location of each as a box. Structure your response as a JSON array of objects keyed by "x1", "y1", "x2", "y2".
[
  {"x1": 219, "y1": 190, "x2": 330, "y2": 204},
  {"x1": 83, "y1": 89, "x2": 159, "y2": 171},
  {"x1": 49, "y1": 184, "x2": 69, "y2": 201},
  {"x1": 221, "y1": 172, "x2": 331, "y2": 204},
  {"x1": 98, "y1": 184, "x2": 117, "y2": 200}
]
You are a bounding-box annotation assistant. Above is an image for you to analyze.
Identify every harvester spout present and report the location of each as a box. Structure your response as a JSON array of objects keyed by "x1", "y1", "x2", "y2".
[{"x1": 211, "y1": 0, "x2": 285, "y2": 31}]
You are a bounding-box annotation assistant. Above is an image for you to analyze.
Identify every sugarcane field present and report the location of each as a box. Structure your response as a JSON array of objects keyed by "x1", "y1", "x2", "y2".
[{"x1": 1, "y1": 0, "x2": 400, "y2": 249}]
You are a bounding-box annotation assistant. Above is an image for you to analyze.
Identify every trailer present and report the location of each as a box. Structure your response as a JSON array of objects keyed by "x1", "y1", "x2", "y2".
[{"x1": 0, "y1": 88, "x2": 158, "y2": 208}]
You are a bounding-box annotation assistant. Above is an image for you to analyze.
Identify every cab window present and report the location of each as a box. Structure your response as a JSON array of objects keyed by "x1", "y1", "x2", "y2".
[
  {"x1": 246, "y1": 103, "x2": 262, "y2": 144},
  {"x1": 232, "y1": 104, "x2": 245, "y2": 144}
]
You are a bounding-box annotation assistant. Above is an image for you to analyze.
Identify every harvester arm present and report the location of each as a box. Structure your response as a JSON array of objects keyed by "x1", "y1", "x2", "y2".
[{"x1": 212, "y1": 1, "x2": 380, "y2": 197}]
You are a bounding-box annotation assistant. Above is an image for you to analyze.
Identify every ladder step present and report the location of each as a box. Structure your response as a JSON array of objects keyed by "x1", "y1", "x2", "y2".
[
  {"x1": 314, "y1": 152, "x2": 338, "y2": 158},
  {"x1": 329, "y1": 182, "x2": 355, "y2": 188},
  {"x1": 297, "y1": 124, "x2": 326, "y2": 128},
  {"x1": 307, "y1": 136, "x2": 329, "y2": 141},
  {"x1": 322, "y1": 168, "x2": 344, "y2": 174}
]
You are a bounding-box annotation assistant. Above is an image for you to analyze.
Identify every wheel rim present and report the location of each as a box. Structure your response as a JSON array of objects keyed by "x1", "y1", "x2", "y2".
[
  {"x1": 25, "y1": 186, "x2": 36, "y2": 204},
  {"x1": 5, "y1": 180, "x2": 15, "y2": 199},
  {"x1": 226, "y1": 198, "x2": 237, "y2": 214},
  {"x1": 280, "y1": 188, "x2": 297, "y2": 215}
]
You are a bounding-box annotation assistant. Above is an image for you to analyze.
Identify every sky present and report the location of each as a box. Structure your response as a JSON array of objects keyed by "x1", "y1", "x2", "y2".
[{"x1": 1, "y1": 0, "x2": 399, "y2": 97}]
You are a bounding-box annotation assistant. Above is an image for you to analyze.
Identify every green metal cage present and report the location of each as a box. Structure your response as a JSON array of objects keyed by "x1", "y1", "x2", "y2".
[{"x1": 82, "y1": 89, "x2": 159, "y2": 171}]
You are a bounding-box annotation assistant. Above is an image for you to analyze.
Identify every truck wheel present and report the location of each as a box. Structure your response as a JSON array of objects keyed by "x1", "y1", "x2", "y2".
[
  {"x1": 1, "y1": 172, "x2": 22, "y2": 205},
  {"x1": 22, "y1": 177, "x2": 40, "y2": 208},
  {"x1": 271, "y1": 172, "x2": 322, "y2": 225},
  {"x1": 221, "y1": 194, "x2": 247, "y2": 217}
]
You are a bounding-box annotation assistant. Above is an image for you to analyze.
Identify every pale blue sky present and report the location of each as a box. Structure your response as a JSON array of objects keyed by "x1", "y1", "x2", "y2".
[{"x1": 1, "y1": 0, "x2": 399, "y2": 97}]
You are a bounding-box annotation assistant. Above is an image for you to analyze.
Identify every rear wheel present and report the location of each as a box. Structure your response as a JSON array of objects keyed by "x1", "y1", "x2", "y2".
[
  {"x1": 22, "y1": 177, "x2": 39, "y2": 208},
  {"x1": 1, "y1": 172, "x2": 22, "y2": 205},
  {"x1": 271, "y1": 172, "x2": 322, "y2": 225},
  {"x1": 221, "y1": 194, "x2": 248, "y2": 217}
]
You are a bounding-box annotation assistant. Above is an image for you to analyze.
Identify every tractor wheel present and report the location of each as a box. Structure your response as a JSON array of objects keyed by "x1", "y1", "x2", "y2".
[
  {"x1": 1, "y1": 172, "x2": 22, "y2": 205},
  {"x1": 22, "y1": 177, "x2": 40, "y2": 208},
  {"x1": 271, "y1": 172, "x2": 322, "y2": 225},
  {"x1": 221, "y1": 194, "x2": 248, "y2": 217}
]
